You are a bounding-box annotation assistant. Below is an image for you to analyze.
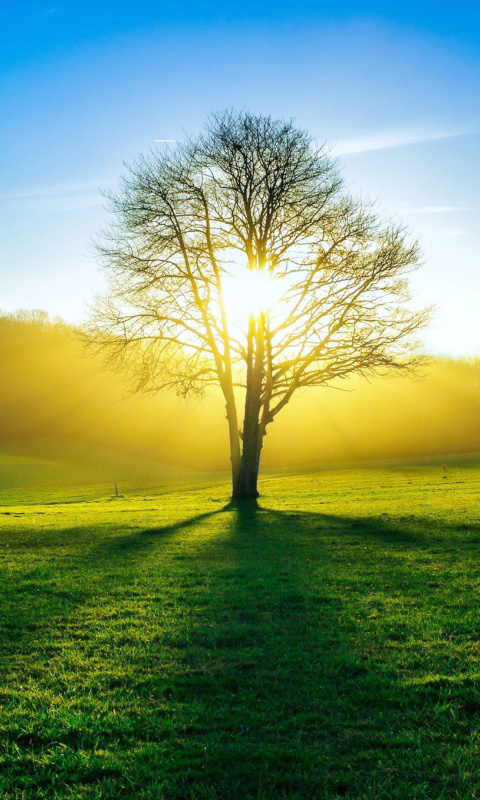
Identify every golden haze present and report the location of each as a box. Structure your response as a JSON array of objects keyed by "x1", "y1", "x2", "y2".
[{"x1": 1, "y1": 312, "x2": 478, "y2": 468}]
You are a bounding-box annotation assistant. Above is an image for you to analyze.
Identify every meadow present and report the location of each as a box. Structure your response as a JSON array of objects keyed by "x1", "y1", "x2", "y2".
[{"x1": 1, "y1": 446, "x2": 480, "y2": 798}]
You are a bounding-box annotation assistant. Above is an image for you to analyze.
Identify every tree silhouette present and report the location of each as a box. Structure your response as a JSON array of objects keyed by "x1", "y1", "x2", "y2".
[{"x1": 86, "y1": 111, "x2": 429, "y2": 499}]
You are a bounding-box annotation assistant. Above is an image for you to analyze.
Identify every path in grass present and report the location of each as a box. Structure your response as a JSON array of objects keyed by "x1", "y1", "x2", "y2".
[{"x1": 1, "y1": 462, "x2": 480, "y2": 798}]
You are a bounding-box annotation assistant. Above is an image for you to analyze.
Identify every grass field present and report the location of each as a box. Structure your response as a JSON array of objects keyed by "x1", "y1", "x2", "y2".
[{"x1": 1, "y1": 445, "x2": 480, "y2": 798}]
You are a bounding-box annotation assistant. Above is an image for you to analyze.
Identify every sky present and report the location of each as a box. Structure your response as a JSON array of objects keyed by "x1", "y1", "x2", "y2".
[{"x1": 1, "y1": 1, "x2": 479, "y2": 356}]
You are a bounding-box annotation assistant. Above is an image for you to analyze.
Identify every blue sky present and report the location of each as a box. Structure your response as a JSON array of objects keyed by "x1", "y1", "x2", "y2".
[{"x1": 1, "y1": 2, "x2": 479, "y2": 355}]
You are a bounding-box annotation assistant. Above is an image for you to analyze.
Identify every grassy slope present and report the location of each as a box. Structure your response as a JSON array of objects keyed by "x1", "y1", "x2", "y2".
[
  {"x1": 0, "y1": 439, "x2": 224, "y2": 504},
  {"x1": 1, "y1": 454, "x2": 480, "y2": 797}
]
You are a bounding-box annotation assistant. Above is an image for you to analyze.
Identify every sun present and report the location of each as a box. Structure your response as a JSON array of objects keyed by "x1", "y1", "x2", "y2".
[{"x1": 221, "y1": 265, "x2": 286, "y2": 331}]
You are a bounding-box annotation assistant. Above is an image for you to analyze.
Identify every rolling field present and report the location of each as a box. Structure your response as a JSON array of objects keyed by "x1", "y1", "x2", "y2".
[{"x1": 1, "y1": 446, "x2": 480, "y2": 798}]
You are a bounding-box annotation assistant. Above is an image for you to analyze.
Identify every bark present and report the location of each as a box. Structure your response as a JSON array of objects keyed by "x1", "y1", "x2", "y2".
[
  {"x1": 234, "y1": 426, "x2": 263, "y2": 499},
  {"x1": 225, "y1": 396, "x2": 242, "y2": 497},
  {"x1": 232, "y1": 314, "x2": 266, "y2": 500}
]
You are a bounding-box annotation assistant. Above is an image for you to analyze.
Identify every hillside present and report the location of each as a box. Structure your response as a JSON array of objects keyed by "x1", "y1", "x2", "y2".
[
  {"x1": 0, "y1": 439, "x2": 222, "y2": 505},
  {"x1": 1, "y1": 312, "x2": 480, "y2": 473},
  {"x1": 1, "y1": 459, "x2": 480, "y2": 797}
]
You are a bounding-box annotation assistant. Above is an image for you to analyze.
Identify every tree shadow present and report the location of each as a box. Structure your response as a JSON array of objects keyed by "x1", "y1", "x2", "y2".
[
  {"x1": 93, "y1": 508, "x2": 227, "y2": 559},
  {"x1": 0, "y1": 508, "x2": 226, "y2": 654},
  {"x1": 3, "y1": 503, "x2": 480, "y2": 797},
  {"x1": 126, "y1": 503, "x2": 480, "y2": 797}
]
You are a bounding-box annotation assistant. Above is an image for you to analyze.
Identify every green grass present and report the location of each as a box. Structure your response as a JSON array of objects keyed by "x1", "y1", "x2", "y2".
[
  {"x1": 1, "y1": 451, "x2": 480, "y2": 798},
  {"x1": 0, "y1": 439, "x2": 224, "y2": 505}
]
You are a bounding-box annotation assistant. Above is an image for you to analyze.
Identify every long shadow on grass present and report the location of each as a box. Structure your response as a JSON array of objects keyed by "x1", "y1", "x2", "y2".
[
  {"x1": 4, "y1": 505, "x2": 480, "y2": 798},
  {"x1": 93, "y1": 508, "x2": 225, "y2": 559},
  {"x1": 122, "y1": 503, "x2": 480, "y2": 798},
  {"x1": 0, "y1": 509, "x2": 224, "y2": 658}
]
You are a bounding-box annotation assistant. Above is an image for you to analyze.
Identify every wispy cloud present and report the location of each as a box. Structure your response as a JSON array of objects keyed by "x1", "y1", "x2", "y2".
[
  {"x1": 333, "y1": 126, "x2": 474, "y2": 156},
  {"x1": 394, "y1": 205, "x2": 480, "y2": 215},
  {"x1": 153, "y1": 139, "x2": 179, "y2": 143},
  {"x1": 28, "y1": 196, "x2": 105, "y2": 211},
  {"x1": 0, "y1": 177, "x2": 115, "y2": 210},
  {"x1": 0, "y1": 177, "x2": 113, "y2": 201},
  {"x1": 27, "y1": 5, "x2": 62, "y2": 21},
  {"x1": 430, "y1": 228, "x2": 466, "y2": 237}
]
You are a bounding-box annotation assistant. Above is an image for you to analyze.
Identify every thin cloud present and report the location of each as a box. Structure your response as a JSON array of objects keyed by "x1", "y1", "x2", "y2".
[
  {"x1": 0, "y1": 177, "x2": 115, "y2": 211},
  {"x1": 26, "y1": 5, "x2": 62, "y2": 20},
  {"x1": 153, "y1": 139, "x2": 179, "y2": 143},
  {"x1": 396, "y1": 205, "x2": 480, "y2": 215},
  {"x1": 433, "y1": 228, "x2": 466, "y2": 236},
  {"x1": 21, "y1": 196, "x2": 105, "y2": 212},
  {"x1": 0, "y1": 177, "x2": 115, "y2": 202},
  {"x1": 333, "y1": 127, "x2": 473, "y2": 156}
]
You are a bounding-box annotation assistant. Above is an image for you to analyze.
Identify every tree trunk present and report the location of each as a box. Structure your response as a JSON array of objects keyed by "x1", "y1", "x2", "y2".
[
  {"x1": 234, "y1": 425, "x2": 263, "y2": 498},
  {"x1": 231, "y1": 313, "x2": 265, "y2": 500},
  {"x1": 227, "y1": 406, "x2": 242, "y2": 498}
]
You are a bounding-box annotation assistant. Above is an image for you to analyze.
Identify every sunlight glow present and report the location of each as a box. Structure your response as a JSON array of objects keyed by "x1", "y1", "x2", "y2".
[{"x1": 222, "y1": 266, "x2": 286, "y2": 330}]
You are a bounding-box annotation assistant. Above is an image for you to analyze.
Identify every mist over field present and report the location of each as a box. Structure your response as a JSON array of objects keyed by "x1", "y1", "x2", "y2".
[{"x1": 1, "y1": 311, "x2": 478, "y2": 469}]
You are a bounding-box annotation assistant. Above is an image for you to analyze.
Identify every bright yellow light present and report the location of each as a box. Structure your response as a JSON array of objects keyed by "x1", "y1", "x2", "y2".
[{"x1": 222, "y1": 266, "x2": 285, "y2": 330}]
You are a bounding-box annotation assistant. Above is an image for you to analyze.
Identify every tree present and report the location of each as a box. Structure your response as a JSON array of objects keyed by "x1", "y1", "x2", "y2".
[{"x1": 86, "y1": 111, "x2": 430, "y2": 499}]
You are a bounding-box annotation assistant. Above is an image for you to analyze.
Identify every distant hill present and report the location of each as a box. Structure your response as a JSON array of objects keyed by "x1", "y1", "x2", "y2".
[
  {"x1": 0, "y1": 311, "x2": 479, "y2": 471},
  {"x1": 0, "y1": 437, "x2": 224, "y2": 505}
]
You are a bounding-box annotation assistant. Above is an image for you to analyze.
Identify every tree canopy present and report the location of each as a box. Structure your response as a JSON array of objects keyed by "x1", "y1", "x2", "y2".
[{"x1": 86, "y1": 111, "x2": 430, "y2": 498}]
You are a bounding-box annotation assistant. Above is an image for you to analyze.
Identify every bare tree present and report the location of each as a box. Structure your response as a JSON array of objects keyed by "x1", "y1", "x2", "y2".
[{"x1": 86, "y1": 111, "x2": 430, "y2": 499}]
